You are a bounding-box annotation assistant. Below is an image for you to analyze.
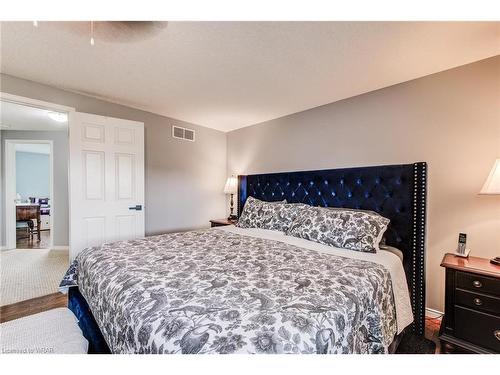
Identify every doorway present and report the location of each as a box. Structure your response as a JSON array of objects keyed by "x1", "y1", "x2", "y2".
[
  {"x1": 1, "y1": 94, "x2": 73, "y2": 307},
  {"x1": 7, "y1": 140, "x2": 53, "y2": 249}
]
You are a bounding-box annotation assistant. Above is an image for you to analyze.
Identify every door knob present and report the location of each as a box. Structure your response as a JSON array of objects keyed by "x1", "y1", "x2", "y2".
[{"x1": 129, "y1": 205, "x2": 142, "y2": 211}]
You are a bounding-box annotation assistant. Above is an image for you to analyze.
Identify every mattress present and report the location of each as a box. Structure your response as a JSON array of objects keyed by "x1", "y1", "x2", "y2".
[
  {"x1": 219, "y1": 226, "x2": 413, "y2": 334},
  {"x1": 60, "y1": 226, "x2": 412, "y2": 354}
]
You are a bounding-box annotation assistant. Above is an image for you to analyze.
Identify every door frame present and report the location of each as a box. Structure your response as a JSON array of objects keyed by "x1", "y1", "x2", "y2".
[
  {"x1": 1, "y1": 92, "x2": 75, "y2": 250},
  {"x1": 5, "y1": 139, "x2": 54, "y2": 249}
]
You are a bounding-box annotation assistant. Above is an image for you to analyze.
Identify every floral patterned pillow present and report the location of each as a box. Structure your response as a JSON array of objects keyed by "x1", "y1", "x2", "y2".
[
  {"x1": 237, "y1": 196, "x2": 286, "y2": 229},
  {"x1": 262, "y1": 202, "x2": 310, "y2": 232},
  {"x1": 286, "y1": 206, "x2": 390, "y2": 253}
]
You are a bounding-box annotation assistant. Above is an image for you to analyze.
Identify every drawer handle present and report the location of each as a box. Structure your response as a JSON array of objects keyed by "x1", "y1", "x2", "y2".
[
  {"x1": 473, "y1": 298, "x2": 483, "y2": 306},
  {"x1": 495, "y1": 330, "x2": 500, "y2": 341},
  {"x1": 472, "y1": 280, "x2": 483, "y2": 288}
]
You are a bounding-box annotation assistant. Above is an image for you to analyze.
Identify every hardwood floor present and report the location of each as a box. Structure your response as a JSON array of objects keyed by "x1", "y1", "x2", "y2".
[
  {"x1": 0, "y1": 292, "x2": 67, "y2": 323},
  {"x1": 16, "y1": 229, "x2": 50, "y2": 249},
  {"x1": 425, "y1": 316, "x2": 443, "y2": 353}
]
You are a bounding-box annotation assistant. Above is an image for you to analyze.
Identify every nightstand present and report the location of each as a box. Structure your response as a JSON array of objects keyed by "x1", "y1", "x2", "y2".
[
  {"x1": 439, "y1": 253, "x2": 500, "y2": 353},
  {"x1": 210, "y1": 219, "x2": 237, "y2": 228}
]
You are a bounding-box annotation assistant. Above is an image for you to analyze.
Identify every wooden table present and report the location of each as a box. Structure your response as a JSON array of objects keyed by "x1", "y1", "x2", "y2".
[
  {"x1": 210, "y1": 218, "x2": 237, "y2": 227},
  {"x1": 16, "y1": 204, "x2": 41, "y2": 241},
  {"x1": 439, "y1": 253, "x2": 500, "y2": 353},
  {"x1": 441, "y1": 253, "x2": 500, "y2": 278}
]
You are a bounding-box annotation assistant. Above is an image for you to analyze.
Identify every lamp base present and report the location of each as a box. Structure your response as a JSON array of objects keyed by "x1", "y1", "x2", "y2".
[
  {"x1": 227, "y1": 214, "x2": 237, "y2": 222},
  {"x1": 454, "y1": 249, "x2": 471, "y2": 258}
]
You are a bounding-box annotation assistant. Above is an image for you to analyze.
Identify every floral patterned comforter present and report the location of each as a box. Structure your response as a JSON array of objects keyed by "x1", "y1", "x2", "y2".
[{"x1": 60, "y1": 228, "x2": 398, "y2": 354}]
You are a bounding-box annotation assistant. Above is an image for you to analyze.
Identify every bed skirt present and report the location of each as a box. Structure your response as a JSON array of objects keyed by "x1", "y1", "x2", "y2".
[{"x1": 68, "y1": 287, "x2": 110, "y2": 354}]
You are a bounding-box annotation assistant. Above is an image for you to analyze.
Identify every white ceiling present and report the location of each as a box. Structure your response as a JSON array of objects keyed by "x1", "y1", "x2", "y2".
[
  {"x1": 15, "y1": 143, "x2": 50, "y2": 154},
  {"x1": 0, "y1": 101, "x2": 68, "y2": 131},
  {"x1": 1, "y1": 21, "x2": 499, "y2": 132}
]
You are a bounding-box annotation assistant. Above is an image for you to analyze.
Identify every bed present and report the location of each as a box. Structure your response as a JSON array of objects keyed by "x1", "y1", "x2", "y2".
[{"x1": 61, "y1": 162, "x2": 427, "y2": 354}]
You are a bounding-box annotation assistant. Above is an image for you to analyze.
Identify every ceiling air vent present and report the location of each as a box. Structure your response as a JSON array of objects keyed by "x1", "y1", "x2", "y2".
[{"x1": 172, "y1": 125, "x2": 195, "y2": 142}]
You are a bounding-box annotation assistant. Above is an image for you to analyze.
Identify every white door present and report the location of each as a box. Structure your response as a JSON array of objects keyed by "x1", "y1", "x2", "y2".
[{"x1": 69, "y1": 112, "x2": 145, "y2": 260}]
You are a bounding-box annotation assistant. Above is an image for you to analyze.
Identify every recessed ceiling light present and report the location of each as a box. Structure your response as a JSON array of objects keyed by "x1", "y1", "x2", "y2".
[{"x1": 47, "y1": 112, "x2": 68, "y2": 123}]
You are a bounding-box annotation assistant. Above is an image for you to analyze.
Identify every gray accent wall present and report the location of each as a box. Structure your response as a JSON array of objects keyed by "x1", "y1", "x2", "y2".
[
  {"x1": 1, "y1": 130, "x2": 69, "y2": 246},
  {"x1": 1, "y1": 74, "x2": 227, "y2": 246},
  {"x1": 227, "y1": 56, "x2": 500, "y2": 312}
]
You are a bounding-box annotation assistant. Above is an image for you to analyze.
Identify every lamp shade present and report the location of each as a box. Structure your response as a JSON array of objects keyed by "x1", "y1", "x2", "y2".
[
  {"x1": 224, "y1": 176, "x2": 238, "y2": 194},
  {"x1": 479, "y1": 159, "x2": 500, "y2": 195}
]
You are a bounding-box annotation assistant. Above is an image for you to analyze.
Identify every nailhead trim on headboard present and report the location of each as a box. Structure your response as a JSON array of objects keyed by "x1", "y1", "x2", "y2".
[
  {"x1": 413, "y1": 162, "x2": 427, "y2": 335},
  {"x1": 238, "y1": 162, "x2": 428, "y2": 336}
]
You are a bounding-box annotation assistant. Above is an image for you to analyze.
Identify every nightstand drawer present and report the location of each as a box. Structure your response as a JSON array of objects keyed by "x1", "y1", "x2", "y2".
[
  {"x1": 456, "y1": 288, "x2": 500, "y2": 315},
  {"x1": 455, "y1": 306, "x2": 500, "y2": 352},
  {"x1": 456, "y1": 271, "x2": 500, "y2": 297}
]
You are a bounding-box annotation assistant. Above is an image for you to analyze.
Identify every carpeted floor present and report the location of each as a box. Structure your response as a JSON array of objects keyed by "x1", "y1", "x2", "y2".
[{"x1": 0, "y1": 249, "x2": 69, "y2": 306}]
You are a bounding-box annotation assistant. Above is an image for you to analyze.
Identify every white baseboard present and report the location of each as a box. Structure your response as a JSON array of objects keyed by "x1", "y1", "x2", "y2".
[
  {"x1": 425, "y1": 307, "x2": 444, "y2": 319},
  {"x1": 52, "y1": 246, "x2": 69, "y2": 251}
]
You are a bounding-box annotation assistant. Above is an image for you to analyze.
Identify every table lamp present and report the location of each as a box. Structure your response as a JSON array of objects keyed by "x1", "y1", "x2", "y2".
[
  {"x1": 479, "y1": 158, "x2": 500, "y2": 265},
  {"x1": 224, "y1": 176, "x2": 238, "y2": 221},
  {"x1": 479, "y1": 159, "x2": 500, "y2": 195}
]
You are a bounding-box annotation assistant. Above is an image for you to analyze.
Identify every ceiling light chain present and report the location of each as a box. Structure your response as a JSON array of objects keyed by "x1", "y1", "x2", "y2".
[{"x1": 90, "y1": 21, "x2": 95, "y2": 46}]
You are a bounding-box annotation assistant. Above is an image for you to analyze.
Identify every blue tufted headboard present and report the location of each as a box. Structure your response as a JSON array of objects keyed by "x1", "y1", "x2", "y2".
[{"x1": 238, "y1": 162, "x2": 427, "y2": 335}]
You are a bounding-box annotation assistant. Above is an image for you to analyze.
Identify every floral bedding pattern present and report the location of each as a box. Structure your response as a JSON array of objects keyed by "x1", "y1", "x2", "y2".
[
  {"x1": 236, "y1": 196, "x2": 287, "y2": 230},
  {"x1": 264, "y1": 202, "x2": 310, "y2": 232},
  {"x1": 60, "y1": 229, "x2": 397, "y2": 354},
  {"x1": 287, "y1": 206, "x2": 390, "y2": 253}
]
